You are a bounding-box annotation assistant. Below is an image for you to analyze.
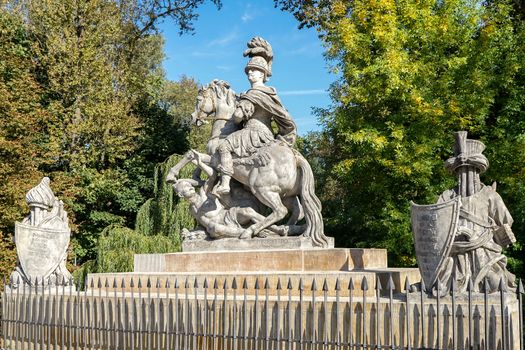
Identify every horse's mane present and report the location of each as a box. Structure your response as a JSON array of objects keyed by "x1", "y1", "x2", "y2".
[{"x1": 204, "y1": 79, "x2": 237, "y2": 107}]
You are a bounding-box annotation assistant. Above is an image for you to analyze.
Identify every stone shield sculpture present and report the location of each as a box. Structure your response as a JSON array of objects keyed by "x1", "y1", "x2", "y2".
[
  {"x1": 411, "y1": 196, "x2": 461, "y2": 291},
  {"x1": 15, "y1": 223, "x2": 70, "y2": 283},
  {"x1": 11, "y1": 177, "x2": 73, "y2": 287}
]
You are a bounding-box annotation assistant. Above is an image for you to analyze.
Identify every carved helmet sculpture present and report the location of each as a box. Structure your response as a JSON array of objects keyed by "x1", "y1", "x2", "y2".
[
  {"x1": 444, "y1": 131, "x2": 489, "y2": 174},
  {"x1": 243, "y1": 37, "x2": 273, "y2": 81}
]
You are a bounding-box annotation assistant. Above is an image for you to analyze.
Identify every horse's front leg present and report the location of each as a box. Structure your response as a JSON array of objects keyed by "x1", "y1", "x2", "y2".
[
  {"x1": 166, "y1": 150, "x2": 196, "y2": 183},
  {"x1": 240, "y1": 189, "x2": 288, "y2": 239}
]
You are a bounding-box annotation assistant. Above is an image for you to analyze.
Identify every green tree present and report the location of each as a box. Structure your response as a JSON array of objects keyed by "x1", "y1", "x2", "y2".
[
  {"x1": 12, "y1": 0, "x2": 222, "y2": 265},
  {"x1": 0, "y1": 9, "x2": 50, "y2": 276},
  {"x1": 100, "y1": 78, "x2": 205, "y2": 272},
  {"x1": 278, "y1": 0, "x2": 525, "y2": 270}
]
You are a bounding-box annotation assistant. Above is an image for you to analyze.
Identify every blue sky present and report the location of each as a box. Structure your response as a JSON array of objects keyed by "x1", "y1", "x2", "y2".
[{"x1": 158, "y1": 1, "x2": 335, "y2": 135}]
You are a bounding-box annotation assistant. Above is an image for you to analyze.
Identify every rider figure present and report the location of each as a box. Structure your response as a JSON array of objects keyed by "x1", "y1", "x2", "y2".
[{"x1": 214, "y1": 37, "x2": 297, "y2": 195}]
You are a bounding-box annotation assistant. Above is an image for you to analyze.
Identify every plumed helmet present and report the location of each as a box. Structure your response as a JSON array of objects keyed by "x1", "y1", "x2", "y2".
[
  {"x1": 243, "y1": 37, "x2": 273, "y2": 81},
  {"x1": 444, "y1": 131, "x2": 489, "y2": 173},
  {"x1": 245, "y1": 56, "x2": 270, "y2": 76}
]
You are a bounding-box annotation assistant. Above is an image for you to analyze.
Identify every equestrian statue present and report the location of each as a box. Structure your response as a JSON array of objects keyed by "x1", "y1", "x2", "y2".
[{"x1": 166, "y1": 37, "x2": 329, "y2": 248}]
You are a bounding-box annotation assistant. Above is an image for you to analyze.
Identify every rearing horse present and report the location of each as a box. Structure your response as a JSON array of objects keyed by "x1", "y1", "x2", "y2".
[{"x1": 167, "y1": 80, "x2": 328, "y2": 247}]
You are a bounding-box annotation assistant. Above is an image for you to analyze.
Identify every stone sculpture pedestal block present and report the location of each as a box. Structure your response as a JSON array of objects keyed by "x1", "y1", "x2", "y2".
[{"x1": 134, "y1": 247, "x2": 387, "y2": 273}]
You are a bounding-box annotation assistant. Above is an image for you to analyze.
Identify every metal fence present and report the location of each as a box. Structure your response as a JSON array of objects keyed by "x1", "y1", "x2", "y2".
[{"x1": 0, "y1": 274, "x2": 523, "y2": 349}]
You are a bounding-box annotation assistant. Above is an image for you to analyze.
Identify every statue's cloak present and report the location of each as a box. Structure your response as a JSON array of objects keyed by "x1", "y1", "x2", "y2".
[{"x1": 241, "y1": 86, "x2": 296, "y2": 137}]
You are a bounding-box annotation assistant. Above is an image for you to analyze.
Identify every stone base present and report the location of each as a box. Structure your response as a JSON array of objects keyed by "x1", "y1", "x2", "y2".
[
  {"x1": 134, "y1": 247, "x2": 388, "y2": 273},
  {"x1": 181, "y1": 236, "x2": 335, "y2": 252}
]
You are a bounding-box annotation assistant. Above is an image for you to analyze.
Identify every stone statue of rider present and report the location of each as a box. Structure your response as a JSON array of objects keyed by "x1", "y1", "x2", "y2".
[{"x1": 214, "y1": 37, "x2": 297, "y2": 195}]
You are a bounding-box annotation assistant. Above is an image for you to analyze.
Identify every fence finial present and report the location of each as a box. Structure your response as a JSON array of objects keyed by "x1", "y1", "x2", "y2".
[
  {"x1": 322, "y1": 278, "x2": 329, "y2": 292},
  {"x1": 311, "y1": 278, "x2": 317, "y2": 291},
  {"x1": 348, "y1": 278, "x2": 354, "y2": 291},
  {"x1": 335, "y1": 278, "x2": 341, "y2": 291},
  {"x1": 387, "y1": 274, "x2": 394, "y2": 291},
  {"x1": 375, "y1": 276, "x2": 382, "y2": 291},
  {"x1": 467, "y1": 278, "x2": 473, "y2": 292},
  {"x1": 361, "y1": 276, "x2": 368, "y2": 291},
  {"x1": 232, "y1": 277, "x2": 238, "y2": 289},
  {"x1": 499, "y1": 277, "x2": 507, "y2": 292}
]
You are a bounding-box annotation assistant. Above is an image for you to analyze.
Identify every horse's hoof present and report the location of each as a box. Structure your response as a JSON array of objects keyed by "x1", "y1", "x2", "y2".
[
  {"x1": 214, "y1": 185, "x2": 230, "y2": 196},
  {"x1": 239, "y1": 229, "x2": 252, "y2": 239}
]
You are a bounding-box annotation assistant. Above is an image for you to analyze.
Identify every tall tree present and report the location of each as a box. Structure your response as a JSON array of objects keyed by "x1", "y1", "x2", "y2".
[
  {"x1": 0, "y1": 9, "x2": 50, "y2": 276},
  {"x1": 0, "y1": 0, "x2": 221, "y2": 266},
  {"x1": 278, "y1": 0, "x2": 524, "y2": 270}
]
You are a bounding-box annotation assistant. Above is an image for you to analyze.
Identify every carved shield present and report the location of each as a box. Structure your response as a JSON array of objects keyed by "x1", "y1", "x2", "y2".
[
  {"x1": 411, "y1": 197, "x2": 461, "y2": 290},
  {"x1": 15, "y1": 222, "x2": 70, "y2": 282}
]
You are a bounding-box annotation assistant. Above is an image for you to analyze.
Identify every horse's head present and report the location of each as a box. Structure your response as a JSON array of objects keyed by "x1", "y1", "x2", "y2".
[
  {"x1": 192, "y1": 84, "x2": 214, "y2": 127},
  {"x1": 192, "y1": 79, "x2": 236, "y2": 126}
]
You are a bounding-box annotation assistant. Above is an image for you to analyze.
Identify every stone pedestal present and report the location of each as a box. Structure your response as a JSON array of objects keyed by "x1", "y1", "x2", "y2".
[{"x1": 134, "y1": 247, "x2": 387, "y2": 273}]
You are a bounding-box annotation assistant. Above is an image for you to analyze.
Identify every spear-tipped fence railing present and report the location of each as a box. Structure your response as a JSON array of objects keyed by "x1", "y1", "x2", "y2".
[{"x1": 0, "y1": 275, "x2": 523, "y2": 349}]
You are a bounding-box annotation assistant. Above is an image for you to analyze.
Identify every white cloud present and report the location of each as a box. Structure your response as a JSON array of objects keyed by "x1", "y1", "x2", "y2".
[
  {"x1": 208, "y1": 30, "x2": 238, "y2": 47},
  {"x1": 241, "y1": 4, "x2": 255, "y2": 23},
  {"x1": 241, "y1": 12, "x2": 253, "y2": 22},
  {"x1": 279, "y1": 89, "x2": 328, "y2": 96}
]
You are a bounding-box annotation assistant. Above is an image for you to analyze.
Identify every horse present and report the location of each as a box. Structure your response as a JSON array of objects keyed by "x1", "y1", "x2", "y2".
[{"x1": 167, "y1": 80, "x2": 328, "y2": 247}]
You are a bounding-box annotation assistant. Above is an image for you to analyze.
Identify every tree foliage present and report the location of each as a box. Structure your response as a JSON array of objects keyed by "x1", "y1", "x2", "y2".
[
  {"x1": 280, "y1": 0, "x2": 525, "y2": 271},
  {"x1": 0, "y1": 9, "x2": 49, "y2": 276},
  {"x1": 0, "y1": 0, "x2": 220, "y2": 273}
]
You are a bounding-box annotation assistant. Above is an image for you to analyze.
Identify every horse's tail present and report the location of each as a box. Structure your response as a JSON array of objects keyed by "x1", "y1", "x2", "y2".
[{"x1": 294, "y1": 150, "x2": 329, "y2": 247}]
